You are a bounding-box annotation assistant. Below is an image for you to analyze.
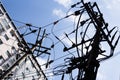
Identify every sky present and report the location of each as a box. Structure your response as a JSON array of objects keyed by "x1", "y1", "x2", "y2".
[{"x1": 1, "y1": 0, "x2": 120, "y2": 80}]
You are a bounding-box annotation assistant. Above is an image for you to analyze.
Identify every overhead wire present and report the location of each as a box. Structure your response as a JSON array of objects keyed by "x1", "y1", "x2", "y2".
[
  {"x1": 10, "y1": 10, "x2": 83, "y2": 51},
  {"x1": 11, "y1": 10, "x2": 81, "y2": 55},
  {"x1": 51, "y1": 20, "x2": 75, "y2": 57},
  {"x1": 80, "y1": 21, "x2": 92, "y2": 55},
  {"x1": 12, "y1": 69, "x2": 66, "y2": 80},
  {"x1": 5, "y1": 65, "x2": 67, "y2": 80},
  {"x1": 12, "y1": 11, "x2": 75, "y2": 30},
  {"x1": 39, "y1": 50, "x2": 77, "y2": 73},
  {"x1": 49, "y1": 10, "x2": 85, "y2": 58},
  {"x1": 2, "y1": 62, "x2": 69, "y2": 79},
  {"x1": 5, "y1": 1, "x2": 120, "y2": 80},
  {"x1": 12, "y1": 19, "x2": 40, "y2": 29},
  {"x1": 12, "y1": 18, "x2": 118, "y2": 80},
  {"x1": 75, "y1": 10, "x2": 84, "y2": 57},
  {"x1": 12, "y1": 15, "x2": 79, "y2": 72},
  {"x1": 30, "y1": 51, "x2": 78, "y2": 76},
  {"x1": 98, "y1": 51, "x2": 120, "y2": 62},
  {"x1": 12, "y1": 9, "x2": 82, "y2": 31},
  {"x1": 12, "y1": 14, "x2": 80, "y2": 63},
  {"x1": 12, "y1": 7, "x2": 99, "y2": 80}
]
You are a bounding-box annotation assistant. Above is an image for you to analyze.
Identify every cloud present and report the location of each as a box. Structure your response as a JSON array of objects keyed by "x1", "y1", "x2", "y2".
[
  {"x1": 53, "y1": 9, "x2": 66, "y2": 18},
  {"x1": 52, "y1": 8, "x2": 76, "y2": 22},
  {"x1": 53, "y1": 8, "x2": 87, "y2": 23},
  {"x1": 54, "y1": 0, "x2": 73, "y2": 8},
  {"x1": 53, "y1": 0, "x2": 90, "y2": 23}
]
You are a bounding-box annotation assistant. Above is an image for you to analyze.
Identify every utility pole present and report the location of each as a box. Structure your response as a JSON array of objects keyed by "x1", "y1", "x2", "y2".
[{"x1": 63, "y1": 0, "x2": 120, "y2": 80}]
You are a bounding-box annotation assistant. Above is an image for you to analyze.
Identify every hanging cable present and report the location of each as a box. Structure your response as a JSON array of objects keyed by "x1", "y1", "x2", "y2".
[{"x1": 75, "y1": 10, "x2": 84, "y2": 57}]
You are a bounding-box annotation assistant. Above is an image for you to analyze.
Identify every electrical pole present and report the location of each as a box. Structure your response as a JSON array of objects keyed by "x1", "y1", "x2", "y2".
[{"x1": 63, "y1": 0, "x2": 120, "y2": 80}]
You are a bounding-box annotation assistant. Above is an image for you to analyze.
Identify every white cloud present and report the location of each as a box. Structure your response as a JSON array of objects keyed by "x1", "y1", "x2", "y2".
[
  {"x1": 53, "y1": 0, "x2": 90, "y2": 23},
  {"x1": 53, "y1": 9, "x2": 66, "y2": 18},
  {"x1": 54, "y1": 0, "x2": 73, "y2": 8},
  {"x1": 53, "y1": 8, "x2": 86, "y2": 23},
  {"x1": 53, "y1": 9, "x2": 74, "y2": 22}
]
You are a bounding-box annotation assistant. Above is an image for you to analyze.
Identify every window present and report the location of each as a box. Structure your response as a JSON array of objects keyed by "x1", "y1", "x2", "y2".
[
  {"x1": 6, "y1": 50, "x2": 11, "y2": 58},
  {"x1": 0, "y1": 56, "x2": 3, "y2": 59},
  {"x1": 0, "y1": 39, "x2": 3, "y2": 45},
  {"x1": 9, "y1": 59, "x2": 15, "y2": 64},
  {"x1": 16, "y1": 54, "x2": 21, "y2": 60},
  {"x1": 10, "y1": 30, "x2": 15, "y2": 36},
  {"x1": 4, "y1": 34, "x2": 9, "y2": 40},
  {"x1": 11, "y1": 46, "x2": 15, "y2": 50},
  {"x1": 2, "y1": 19, "x2": 10, "y2": 29},
  {"x1": 2, "y1": 63, "x2": 10, "y2": 70},
  {"x1": 12, "y1": 46, "x2": 17, "y2": 54},
  {"x1": 0, "y1": 10, "x2": 3, "y2": 16},
  {"x1": 0, "y1": 23, "x2": 5, "y2": 34},
  {"x1": 0, "y1": 56, "x2": 4, "y2": 64}
]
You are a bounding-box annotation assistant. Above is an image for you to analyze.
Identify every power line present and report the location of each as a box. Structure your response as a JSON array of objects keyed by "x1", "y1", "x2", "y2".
[
  {"x1": 4, "y1": 50, "x2": 120, "y2": 80},
  {"x1": 12, "y1": 9, "x2": 81, "y2": 31}
]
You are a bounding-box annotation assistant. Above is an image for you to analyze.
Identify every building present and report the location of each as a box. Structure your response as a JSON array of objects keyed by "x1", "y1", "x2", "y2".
[{"x1": 0, "y1": 2, "x2": 47, "y2": 80}]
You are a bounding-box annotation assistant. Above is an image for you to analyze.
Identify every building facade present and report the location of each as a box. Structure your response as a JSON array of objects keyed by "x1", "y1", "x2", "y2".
[{"x1": 0, "y1": 2, "x2": 47, "y2": 80}]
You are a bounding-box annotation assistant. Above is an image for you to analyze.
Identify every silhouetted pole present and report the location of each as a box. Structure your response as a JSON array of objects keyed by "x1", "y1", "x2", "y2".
[
  {"x1": 83, "y1": 29, "x2": 100, "y2": 80},
  {"x1": 64, "y1": 0, "x2": 119, "y2": 80}
]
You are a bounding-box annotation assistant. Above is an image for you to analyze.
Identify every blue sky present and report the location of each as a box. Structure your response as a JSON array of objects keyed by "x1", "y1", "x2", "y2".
[{"x1": 1, "y1": 0, "x2": 120, "y2": 80}]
